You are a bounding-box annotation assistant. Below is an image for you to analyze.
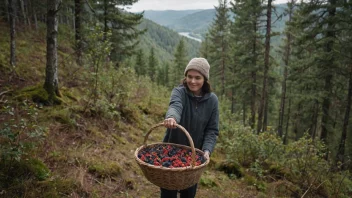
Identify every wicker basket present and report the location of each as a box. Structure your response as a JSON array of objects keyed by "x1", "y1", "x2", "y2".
[{"x1": 134, "y1": 123, "x2": 209, "y2": 190}]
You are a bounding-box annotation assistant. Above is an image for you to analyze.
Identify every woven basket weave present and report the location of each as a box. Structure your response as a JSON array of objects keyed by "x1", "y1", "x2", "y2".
[{"x1": 134, "y1": 123, "x2": 209, "y2": 190}]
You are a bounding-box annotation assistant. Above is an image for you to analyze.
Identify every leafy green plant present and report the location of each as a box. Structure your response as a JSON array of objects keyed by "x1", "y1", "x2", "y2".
[
  {"x1": 0, "y1": 101, "x2": 46, "y2": 162},
  {"x1": 217, "y1": 103, "x2": 352, "y2": 197}
]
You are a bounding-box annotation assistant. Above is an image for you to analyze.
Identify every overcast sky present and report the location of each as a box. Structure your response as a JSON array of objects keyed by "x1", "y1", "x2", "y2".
[{"x1": 127, "y1": 0, "x2": 289, "y2": 12}]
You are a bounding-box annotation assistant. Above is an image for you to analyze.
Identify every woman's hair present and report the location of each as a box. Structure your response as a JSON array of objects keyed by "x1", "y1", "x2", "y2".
[{"x1": 181, "y1": 77, "x2": 212, "y2": 93}]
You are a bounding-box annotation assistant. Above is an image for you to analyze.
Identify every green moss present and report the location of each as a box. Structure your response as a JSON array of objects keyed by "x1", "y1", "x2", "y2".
[
  {"x1": 63, "y1": 91, "x2": 78, "y2": 102},
  {"x1": 0, "y1": 157, "x2": 50, "y2": 190},
  {"x1": 48, "y1": 107, "x2": 76, "y2": 126},
  {"x1": 26, "y1": 158, "x2": 51, "y2": 181},
  {"x1": 199, "y1": 175, "x2": 218, "y2": 188},
  {"x1": 88, "y1": 161, "x2": 122, "y2": 178},
  {"x1": 15, "y1": 85, "x2": 49, "y2": 103},
  {"x1": 15, "y1": 85, "x2": 64, "y2": 105}
]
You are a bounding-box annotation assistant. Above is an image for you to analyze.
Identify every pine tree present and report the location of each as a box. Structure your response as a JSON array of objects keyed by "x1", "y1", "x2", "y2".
[
  {"x1": 335, "y1": 0, "x2": 352, "y2": 168},
  {"x1": 156, "y1": 62, "x2": 170, "y2": 86},
  {"x1": 148, "y1": 48, "x2": 158, "y2": 81},
  {"x1": 287, "y1": 0, "x2": 342, "y2": 144},
  {"x1": 208, "y1": 0, "x2": 231, "y2": 96},
  {"x1": 257, "y1": 0, "x2": 274, "y2": 133},
  {"x1": 230, "y1": 0, "x2": 265, "y2": 129},
  {"x1": 278, "y1": 0, "x2": 296, "y2": 139},
  {"x1": 199, "y1": 33, "x2": 210, "y2": 59},
  {"x1": 93, "y1": 0, "x2": 144, "y2": 64},
  {"x1": 135, "y1": 49, "x2": 146, "y2": 76},
  {"x1": 173, "y1": 38, "x2": 188, "y2": 85}
]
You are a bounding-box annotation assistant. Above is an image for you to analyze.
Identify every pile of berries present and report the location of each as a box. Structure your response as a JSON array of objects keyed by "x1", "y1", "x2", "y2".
[{"x1": 138, "y1": 144, "x2": 206, "y2": 168}]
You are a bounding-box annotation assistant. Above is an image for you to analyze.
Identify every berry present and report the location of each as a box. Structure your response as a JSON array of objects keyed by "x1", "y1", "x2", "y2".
[{"x1": 138, "y1": 144, "x2": 206, "y2": 168}]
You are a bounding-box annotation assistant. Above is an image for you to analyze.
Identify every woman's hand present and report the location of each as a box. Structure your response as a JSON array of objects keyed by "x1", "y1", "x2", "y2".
[
  {"x1": 204, "y1": 150, "x2": 210, "y2": 160},
  {"x1": 164, "y1": 118, "x2": 177, "y2": 129}
]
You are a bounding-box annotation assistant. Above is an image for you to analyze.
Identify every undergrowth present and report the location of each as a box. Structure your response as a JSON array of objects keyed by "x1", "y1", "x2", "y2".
[{"x1": 1, "y1": 19, "x2": 351, "y2": 198}]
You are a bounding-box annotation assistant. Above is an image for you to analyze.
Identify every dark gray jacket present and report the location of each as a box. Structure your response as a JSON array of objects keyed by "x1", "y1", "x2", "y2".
[{"x1": 163, "y1": 85, "x2": 219, "y2": 153}]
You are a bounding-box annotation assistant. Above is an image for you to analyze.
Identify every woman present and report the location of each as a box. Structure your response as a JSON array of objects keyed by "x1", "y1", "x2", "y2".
[{"x1": 162, "y1": 57, "x2": 219, "y2": 198}]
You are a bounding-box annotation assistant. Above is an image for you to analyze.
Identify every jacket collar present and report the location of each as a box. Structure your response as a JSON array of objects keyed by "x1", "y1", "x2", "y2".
[{"x1": 181, "y1": 85, "x2": 212, "y2": 102}]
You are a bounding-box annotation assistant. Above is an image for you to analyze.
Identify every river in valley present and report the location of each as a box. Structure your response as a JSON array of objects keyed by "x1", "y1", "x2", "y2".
[{"x1": 178, "y1": 32, "x2": 202, "y2": 42}]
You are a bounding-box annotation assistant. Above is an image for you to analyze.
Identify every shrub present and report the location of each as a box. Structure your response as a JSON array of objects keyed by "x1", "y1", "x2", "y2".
[{"x1": 0, "y1": 101, "x2": 46, "y2": 162}]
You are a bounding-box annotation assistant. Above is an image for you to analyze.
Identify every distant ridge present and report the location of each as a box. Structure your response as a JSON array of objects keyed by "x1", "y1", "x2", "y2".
[
  {"x1": 167, "y1": 9, "x2": 216, "y2": 36},
  {"x1": 143, "y1": 10, "x2": 202, "y2": 26},
  {"x1": 142, "y1": 4, "x2": 288, "y2": 43},
  {"x1": 137, "y1": 18, "x2": 201, "y2": 63}
]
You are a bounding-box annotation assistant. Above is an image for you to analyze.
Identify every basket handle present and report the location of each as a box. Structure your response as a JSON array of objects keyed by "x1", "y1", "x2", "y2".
[{"x1": 143, "y1": 122, "x2": 196, "y2": 167}]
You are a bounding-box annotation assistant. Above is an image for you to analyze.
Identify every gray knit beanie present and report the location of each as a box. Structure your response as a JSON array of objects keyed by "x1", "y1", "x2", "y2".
[{"x1": 184, "y1": 58, "x2": 210, "y2": 80}]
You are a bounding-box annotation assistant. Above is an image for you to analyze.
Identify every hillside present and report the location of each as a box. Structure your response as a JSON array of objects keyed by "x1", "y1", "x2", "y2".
[
  {"x1": 167, "y1": 9, "x2": 216, "y2": 36},
  {"x1": 143, "y1": 4, "x2": 289, "y2": 41},
  {"x1": 0, "y1": 21, "x2": 258, "y2": 198},
  {"x1": 142, "y1": 10, "x2": 202, "y2": 26},
  {"x1": 137, "y1": 18, "x2": 201, "y2": 63},
  {"x1": 1, "y1": 12, "x2": 352, "y2": 197}
]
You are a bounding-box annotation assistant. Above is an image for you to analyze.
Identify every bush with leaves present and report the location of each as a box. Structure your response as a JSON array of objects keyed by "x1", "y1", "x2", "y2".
[
  {"x1": 0, "y1": 101, "x2": 46, "y2": 162},
  {"x1": 217, "y1": 98, "x2": 352, "y2": 197}
]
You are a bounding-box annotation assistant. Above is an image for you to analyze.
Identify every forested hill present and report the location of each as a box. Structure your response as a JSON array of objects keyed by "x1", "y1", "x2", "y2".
[
  {"x1": 142, "y1": 9, "x2": 202, "y2": 26},
  {"x1": 137, "y1": 18, "x2": 201, "y2": 63},
  {"x1": 167, "y1": 9, "x2": 216, "y2": 36},
  {"x1": 144, "y1": 4, "x2": 288, "y2": 41}
]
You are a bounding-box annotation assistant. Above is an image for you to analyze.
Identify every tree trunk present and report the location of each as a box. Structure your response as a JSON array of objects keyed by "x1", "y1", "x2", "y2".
[
  {"x1": 25, "y1": 0, "x2": 31, "y2": 27},
  {"x1": 19, "y1": 0, "x2": 27, "y2": 25},
  {"x1": 250, "y1": 70, "x2": 256, "y2": 129},
  {"x1": 294, "y1": 102, "x2": 302, "y2": 141},
  {"x1": 5, "y1": 0, "x2": 10, "y2": 22},
  {"x1": 336, "y1": 64, "x2": 352, "y2": 169},
  {"x1": 72, "y1": 7, "x2": 75, "y2": 29},
  {"x1": 32, "y1": 2, "x2": 37, "y2": 30},
  {"x1": 231, "y1": 83, "x2": 235, "y2": 113},
  {"x1": 263, "y1": 0, "x2": 272, "y2": 131},
  {"x1": 278, "y1": 0, "x2": 294, "y2": 137},
  {"x1": 311, "y1": 100, "x2": 319, "y2": 140},
  {"x1": 44, "y1": 0, "x2": 60, "y2": 104},
  {"x1": 103, "y1": 0, "x2": 108, "y2": 41},
  {"x1": 8, "y1": 0, "x2": 16, "y2": 69},
  {"x1": 320, "y1": 0, "x2": 336, "y2": 145},
  {"x1": 250, "y1": 23, "x2": 257, "y2": 130},
  {"x1": 258, "y1": 0, "x2": 272, "y2": 133},
  {"x1": 75, "y1": 0, "x2": 83, "y2": 65},
  {"x1": 284, "y1": 93, "x2": 291, "y2": 145},
  {"x1": 243, "y1": 99, "x2": 246, "y2": 126}
]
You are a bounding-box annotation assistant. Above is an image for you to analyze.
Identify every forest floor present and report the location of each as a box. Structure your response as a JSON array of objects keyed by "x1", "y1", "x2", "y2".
[{"x1": 0, "y1": 20, "x2": 268, "y2": 198}]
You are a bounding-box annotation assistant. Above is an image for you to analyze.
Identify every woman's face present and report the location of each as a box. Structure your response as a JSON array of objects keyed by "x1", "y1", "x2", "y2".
[{"x1": 186, "y1": 70, "x2": 204, "y2": 95}]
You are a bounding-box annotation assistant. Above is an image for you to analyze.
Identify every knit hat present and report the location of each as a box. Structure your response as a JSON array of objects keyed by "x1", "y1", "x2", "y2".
[{"x1": 184, "y1": 58, "x2": 210, "y2": 80}]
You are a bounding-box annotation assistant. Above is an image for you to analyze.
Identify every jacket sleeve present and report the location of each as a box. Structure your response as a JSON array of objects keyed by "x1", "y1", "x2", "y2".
[
  {"x1": 163, "y1": 87, "x2": 184, "y2": 142},
  {"x1": 165, "y1": 87, "x2": 184, "y2": 123},
  {"x1": 202, "y1": 95, "x2": 219, "y2": 153}
]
